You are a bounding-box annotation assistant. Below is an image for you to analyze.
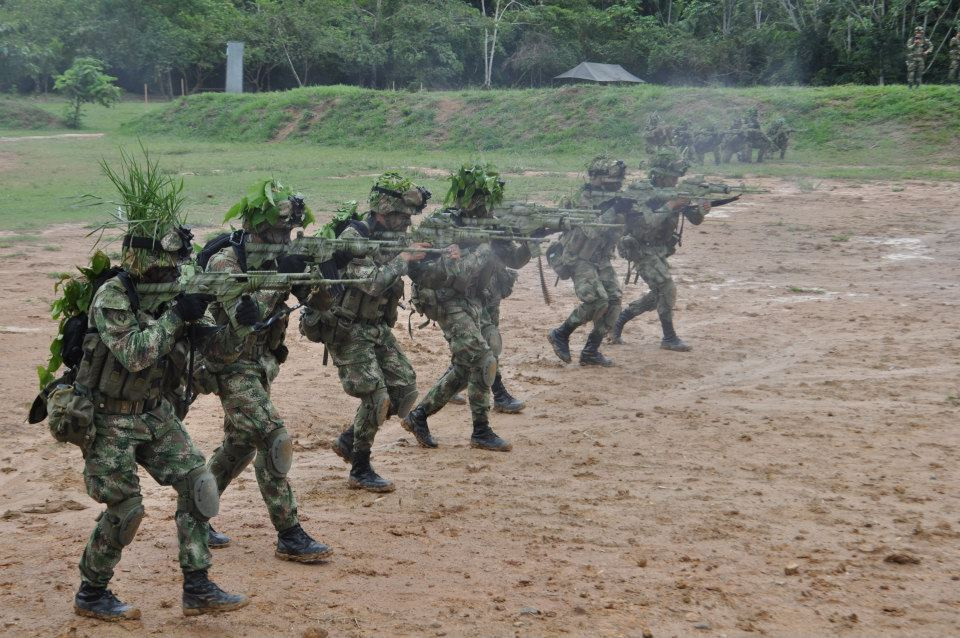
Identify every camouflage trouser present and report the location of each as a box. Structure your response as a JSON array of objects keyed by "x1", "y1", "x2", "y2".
[
  {"x1": 906, "y1": 57, "x2": 923, "y2": 85},
  {"x1": 625, "y1": 247, "x2": 676, "y2": 322},
  {"x1": 208, "y1": 360, "x2": 299, "y2": 532},
  {"x1": 564, "y1": 259, "x2": 621, "y2": 339},
  {"x1": 419, "y1": 299, "x2": 499, "y2": 423},
  {"x1": 328, "y1": 322, "x2": 417, "y2": 453},
  {"x1": 80, "y1": 403, "x2": 210, "y2": 587}
]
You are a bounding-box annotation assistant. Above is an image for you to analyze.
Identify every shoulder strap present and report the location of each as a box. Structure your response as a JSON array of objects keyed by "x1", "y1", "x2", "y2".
[
  {"x1": 230, "y1": 230, "x2": 248, "y2": 273},
  {"x1": 116, "y1": 271, "x2": 140, "y2": 313}
]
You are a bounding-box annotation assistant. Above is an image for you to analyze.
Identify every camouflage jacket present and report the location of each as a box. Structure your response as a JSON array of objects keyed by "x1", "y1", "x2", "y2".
[
  {"x1": 556, "y1": 188, "x2": 625, "y2": 266},
  {"x1": 205, "y1": 247, "x2": 288, "y2": 372},
  {"x1": 906, "y1": 37, "x2": 933, "y2": 58},
  {"x1": 334, "y1": 221, "x2": 408, "y2": 325},
  {"x1": 87, "y1": 276, "x2": 242, "y2": 405}
]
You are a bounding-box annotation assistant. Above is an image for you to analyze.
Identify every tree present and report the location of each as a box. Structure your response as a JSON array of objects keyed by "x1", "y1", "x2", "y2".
[{"x1": 54, "y1": 57, "x2": 122, "y2": 128}]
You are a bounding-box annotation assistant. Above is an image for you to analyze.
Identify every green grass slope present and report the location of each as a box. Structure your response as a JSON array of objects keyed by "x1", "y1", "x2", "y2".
[
  {"x1": 130, "y1": 84, "x2": 960, "y2": 161},
  {"x1": 0, "y1": 99, "x2": 63, "y2": 129}
]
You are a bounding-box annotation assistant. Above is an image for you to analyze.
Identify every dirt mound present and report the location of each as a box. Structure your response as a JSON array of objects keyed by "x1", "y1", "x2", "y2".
[{"x1": 0, "y1": 100, "x2": 63, "y2": 129}]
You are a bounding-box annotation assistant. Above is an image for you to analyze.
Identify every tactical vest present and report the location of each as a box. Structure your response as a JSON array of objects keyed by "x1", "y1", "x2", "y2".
[{"x1": 78, "y1": 308, "x2": 188, "y2": 414}]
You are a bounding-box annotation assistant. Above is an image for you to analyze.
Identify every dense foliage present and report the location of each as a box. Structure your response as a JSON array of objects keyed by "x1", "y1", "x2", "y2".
[{"x1": 2, "y1": 0, "x2": 959, "y2": 93}]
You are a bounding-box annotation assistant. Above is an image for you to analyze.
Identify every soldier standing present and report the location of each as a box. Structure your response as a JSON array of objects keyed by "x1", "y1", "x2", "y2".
[
  {"x1": 546, "y1": 156, "x2": 628, "y2": 367},
  {"x1": 203, "y1": 181, "x2": 332, "y2": 562},
  {"x1": 402, "y1": 164, "x2": 529, "y2": 451},
  {"x1": 300, "y1": 174, "x2": 434, "y2": 492},
  {"x1": 906, "y1": 26, "x2": 933, "y2": 88},
  {"x1": 949, "y1": 28, "x2": 960, "y2": 84},
  {"x1": 70, "y1": 154, "x2": 248, "y2": 620},
  {"x1": 610, "y1": 149, "x2": 709, "y2": 351}
]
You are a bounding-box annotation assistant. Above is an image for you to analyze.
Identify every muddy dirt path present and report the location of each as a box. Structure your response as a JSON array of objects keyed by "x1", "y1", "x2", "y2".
[{"x1": 0, "y1": 178, "x2": 958, "y2": 637}]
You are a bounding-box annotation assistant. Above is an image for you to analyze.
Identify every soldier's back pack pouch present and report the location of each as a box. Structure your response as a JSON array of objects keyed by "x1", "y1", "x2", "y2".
[
  {"x1": 46, "y1": 383, "x2": 96, "y2": 450},
  {"x1": 546, "y1": 241, "x2": 572, "y2": 280},
  {"x1": 410, "y1": 283, "x2": 442, "y2": 322}
]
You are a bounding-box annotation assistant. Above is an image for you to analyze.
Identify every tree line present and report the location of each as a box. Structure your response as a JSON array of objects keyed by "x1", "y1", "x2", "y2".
[{"x1": 2, "y1": 0, "x2": 959, "y2": 95}]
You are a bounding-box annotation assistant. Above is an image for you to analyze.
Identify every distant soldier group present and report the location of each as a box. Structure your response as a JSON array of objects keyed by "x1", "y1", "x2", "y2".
[{"x1": 645, "y1": 107, "x2": 795, "y2": 166}]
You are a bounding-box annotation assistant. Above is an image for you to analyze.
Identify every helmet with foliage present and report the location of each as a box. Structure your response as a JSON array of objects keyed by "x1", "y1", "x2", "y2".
[
  {"x1": 444, "y1": 163, "x2": 504, "y2": 217},
  {"x1": 587, "y1": 155, "x2": 627, "y2": 191},
  {"x1": 369, "y1": 172, "x2": 430, "y2": 217},
  {"x1": 647, "y1": 147, "x2": 690, "y2": 184},
  {"x1": 224, "y1": 178, "x2": 314, "y2": 241},
  {"x1": 93, "y1": 146, "x2": 194, "y2": 276}
]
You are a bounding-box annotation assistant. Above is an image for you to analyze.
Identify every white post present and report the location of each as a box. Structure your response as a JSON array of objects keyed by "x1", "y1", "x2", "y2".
[{"x1": 226, "y1": 41, "x2": 244, "y2": 93}]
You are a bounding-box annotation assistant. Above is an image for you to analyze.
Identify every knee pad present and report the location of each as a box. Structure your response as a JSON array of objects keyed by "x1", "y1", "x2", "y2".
[
  {"x1": 176, "y1": 466, "x2": 220, "y2": 521},
  {"x1": 392, "y1": 386, "x2": 418, "y2": 419},
  {"x1": 363, "y1": 389, "x2": 390, "y2": 428},
  {"x1": 210, "y1": 441, "x2": 256, "y2": 482},
  {"x1": 480, "y1": 352, "x2": 498, "y2": 387},
  {"x1": 262, "y1": 427, "x2": 293, "y2": 479},
  {"x1": 101, "y1": 495, "x2": 144, "y2": 549},
  {"x1": 484, "y1": 327, "x2": 503, "y2": 359}
]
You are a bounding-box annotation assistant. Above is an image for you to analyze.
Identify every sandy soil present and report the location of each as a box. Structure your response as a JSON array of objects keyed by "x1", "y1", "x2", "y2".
[{"x1": 0, "y1": 177, "x2": 958, "y2": 637}]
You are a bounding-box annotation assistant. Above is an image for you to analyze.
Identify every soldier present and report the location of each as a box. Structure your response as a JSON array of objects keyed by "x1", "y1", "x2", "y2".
[
  {"x1": 202, "y1": 180, "x2": 332, "y2": 562},
  {"x1": 721, "y1": 115, "x2": 745, "y2": 163},
  {"x1": 71, "y1": 159, "x2": 248, "y2": 619},
  {"x1": 610, "y1": 149, "x2": 709, "y2": 351},
  {"x1": 906, "y1": 26, "x2": 933, "y2": 88},
  {"x1": 546, "y1": 156, "x2": 628, "y2": 367},
  {"x1": 300, "y1": 174, "x2": 434, "y2": 492},
  {"x1": 949, "y1": 28, "x2": 960, "y2": 84},
  {"x1": 673, "y1": 121, "x2": 694, "y2": 161},
  {"x1": 692, "y1": 124, "x2": 722, "y2": 165},
  {"x1": 402, "y1": 164, "x2": 530, "y2": 451},
  {"x1": 766, "y1": 117, "x2": 791, "y2": 160}
]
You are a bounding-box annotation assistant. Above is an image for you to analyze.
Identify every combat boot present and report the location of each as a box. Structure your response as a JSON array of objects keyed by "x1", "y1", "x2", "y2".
[
  {"x1": 491, "y1": 373, "x2": 525, "y2": 413},
  {"x1": 659, "y1": 316, "x2": 692, "y2": 352},
  {"x1": 470, "y1": 418, "x2": 512, "y2": 451},
  {"x1": 547, "y1": 322, "x2": 574, "y2": 363},
  {"x1": 348, "y1": 449, "x2": 395, "y2": 493},
  {"x1": 330, "y1": 426, "x2": 354, "y2": 464},
  {"x1": 579, "y1": 332, "x2": 613, "y2": 367},
  {"x1": 208, "y1": 525, "x2": 231, "y2": 549},
  {"x1": 74, "y1": 582, "x2": 141, "y2": 621},
  {"x1": 609, "y1": 308, "x2": 639, "y2": 345},
  {"x1": 181, "y1": 569, "x2": 248, "y2": 616},
  {"x1": 401, "y1": 407, "x2": 438, "y2": 448},
  {"x1": 275, "y1": 523, "x2": 333, "y2": 563}
]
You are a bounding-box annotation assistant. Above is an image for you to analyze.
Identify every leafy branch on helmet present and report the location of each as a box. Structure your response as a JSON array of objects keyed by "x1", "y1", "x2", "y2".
[
  {"x1": 224, "y1": 178, "x2": 315, "y2": 229},
  {"x1": 316, "y1": 200, "x2": 361, "y2": 239},
  {"x1": 369, "y1": 173, "x2": 414, "y2": 204},
  {"x1": 37, "y1": 251, "x2": 113, "y2": 389},
  {"x1": 444, "y1": 164, "x2": 505, "y2": 209}
]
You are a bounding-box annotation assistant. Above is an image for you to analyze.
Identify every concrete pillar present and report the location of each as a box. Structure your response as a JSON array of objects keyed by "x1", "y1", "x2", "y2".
[{"x1": 226, "y1": 41, "x2": 244, "y2": 93}]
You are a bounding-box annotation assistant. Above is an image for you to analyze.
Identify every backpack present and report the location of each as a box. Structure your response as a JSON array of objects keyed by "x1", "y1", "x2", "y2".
[
  {"x1": 196, "y1": 229, "x2": 246, "y2": 272},
  {"x1": 545, "y1": 241, "x2": 572, "y2": 280}
]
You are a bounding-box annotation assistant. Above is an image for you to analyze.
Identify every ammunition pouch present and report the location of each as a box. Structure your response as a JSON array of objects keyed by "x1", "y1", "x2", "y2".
[
  {"x1": 410, "y1": 283, "x2": 443, "y2": 322},
  {"x1": 46, "y1": 383, "x2": 96, "y2": 450},
  {"x1": 546, "y1": 242, "x2": 572, "y2": 280}
]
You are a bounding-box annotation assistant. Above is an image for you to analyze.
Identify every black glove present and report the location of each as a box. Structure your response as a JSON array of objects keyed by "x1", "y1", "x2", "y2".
[
  {"x1": 290, "y1": 284, "x2": 312, "y2": 304},
  {"x1": 235, "y1": 295, "x2": 261, "y2": 326},
  {"x1": 276, "y1": 254, "x2": 308, "y2": 274},
  {"x1": 173, "y1": 293, "x2": 214, "y2": 322}
]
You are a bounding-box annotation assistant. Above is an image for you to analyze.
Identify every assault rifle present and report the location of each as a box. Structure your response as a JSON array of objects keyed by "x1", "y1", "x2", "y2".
[
  {"x1": 244, "y1": 232, "x2": 448, "y2": 266},
  {"x1": 489, "y1": 202, "x2": 624, "y2": 234},
  {"x1": 397, "y1": 211, "x2": 551, "y2": 246},
  {"x1": 136, "y1": 270, "x2": 368, "y2": 309}
]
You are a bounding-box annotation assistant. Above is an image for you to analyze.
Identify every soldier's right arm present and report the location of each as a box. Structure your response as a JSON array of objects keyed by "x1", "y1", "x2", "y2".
[
  {"x1": 92, "y1": 279, "x2": 185, "y2": 373},
  {"x1": 338, "y1": 225, "x2": 408, "y2": 296}
]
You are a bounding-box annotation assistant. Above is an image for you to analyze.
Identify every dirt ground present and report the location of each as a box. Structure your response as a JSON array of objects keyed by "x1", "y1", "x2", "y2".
[{"x1": 0, "y1": 177, "x2": 958, "y2": 637}]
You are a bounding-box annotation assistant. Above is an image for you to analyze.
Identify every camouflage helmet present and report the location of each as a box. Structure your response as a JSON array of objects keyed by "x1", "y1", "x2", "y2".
[
  {"x1": 224, "y1": 178, "x2": 314, "y2": 234},
  {"x1": 444, "y1": 163, "x2": 504, "y2": 216},
  {"x1": 370, "y1": 172, "x2": 430, "y2": 216},
  {"x1": 647, "y1": 147, "x2": 690, "y2": 181},
  {"x1": 587, "y1": 155, "x2": 627, "y2": 190}
]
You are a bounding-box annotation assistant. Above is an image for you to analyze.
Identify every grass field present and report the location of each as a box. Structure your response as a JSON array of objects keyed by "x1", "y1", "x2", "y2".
[{"x1": 2, "y1": 85, "x2": 958, "y2": 233}]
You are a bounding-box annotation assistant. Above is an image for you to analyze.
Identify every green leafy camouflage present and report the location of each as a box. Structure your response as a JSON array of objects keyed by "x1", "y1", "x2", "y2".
[
  {"x1": 37, "y1": 250, "x2": 112, "y2": 388},
  {"x1": 316, "y1": 200, "x2": 361, "y2": 239},
  {"x1": 224, "y1": 178, "x2": 315, "y2": 228},
  {"x1": 444, "y1": 163, "x2": 504, "y2": 209}
]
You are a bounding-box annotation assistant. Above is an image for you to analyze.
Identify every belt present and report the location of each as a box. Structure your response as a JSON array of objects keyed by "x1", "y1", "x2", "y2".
[{"x1": 97, "y1": 397, "x2": 160, "y2": 415}]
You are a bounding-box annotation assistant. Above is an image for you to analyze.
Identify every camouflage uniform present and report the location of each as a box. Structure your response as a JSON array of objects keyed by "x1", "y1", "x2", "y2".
[
  {"x1": 409, "y1": 234, "x2": 529, "y2": 422},
  {"x1": 300, "y1": 221, "x2": 417, "y2": 489},
  {"x1": 692, "y1": 125, "x2": 722, "y2": 165},
  {"x1": 204, "y1": 249, "x2": 301, "y2": 532},
  {"x1": 547, "y1": 164, "x2": 627, "y2": 367},
  {"x1": 949, "y1": 32, "x2": 960, "y2": 84},
  {"x1": 766, "y1": 118, "x2": 790, "y2": 160},
  {"x1": 78, "y1": 279, "x2": 236, "y2": 588},
  {"x1": 611, "y1": 149, "x2": 707, "y2": 351},
  {"x1": 906, "y1": 29, "x2": 932, "y2": 88}
]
